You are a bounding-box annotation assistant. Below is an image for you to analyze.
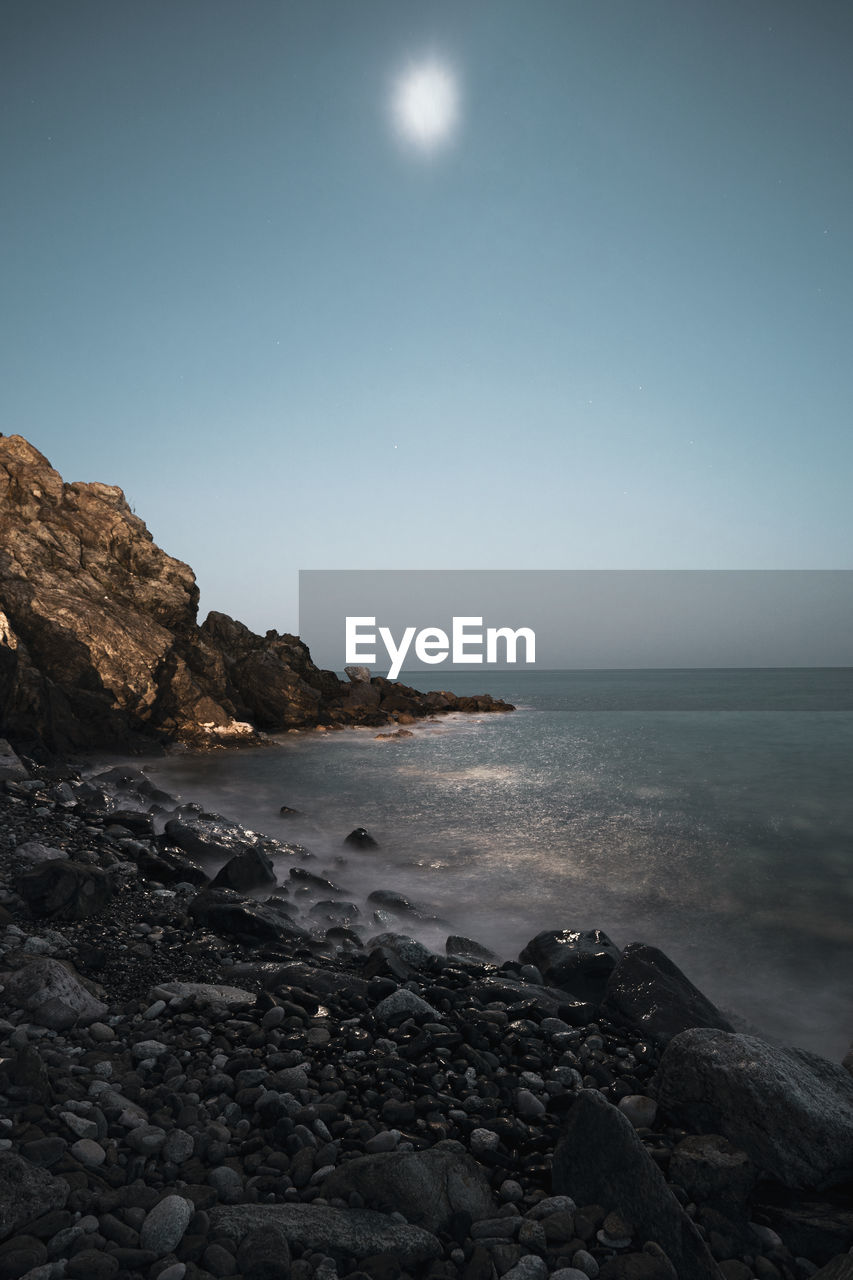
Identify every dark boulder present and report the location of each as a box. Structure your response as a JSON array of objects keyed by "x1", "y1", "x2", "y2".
[
  {"x1": 667, "y1": 1134, "x2": 756, "y2": 1212},
  {"x1": 106, "y1": 809, "x2": 155, "y2": 836},
  {"x1": 345, "y1": 827, "x2": 379, "y2": 849},
  {"x1": 16, "y1": 859, "x2": 115, "y2": 920},
  {"x1": 552, "y1": 1089, "x2": 723, "y2": 1279},
  {"x1": 135, "y1": 846, "x2": 209, "y2": 886},
  {"x1": 320, "y1": 1144, "x2": 495, "y2": 1233},
  {"x1": 210, "y1": 845, "x2": 277, "y2": 892},
  {"x1": 288, "y1": 867, "x2": 343, "y2": 893},
  {"x1": 0, "y1": 1153, "x2": 69, "y2": 1243},
  {"x1": 519, "y1": 928, "x2": 621, "y2": 1002},
  {"x1": 600, "y1": 942, "x2": 735, "y2": 1043},
  {"x1": 750, "y1": 1194, "x2": 853, "y2": 1267},
  {"x1": 446, "y1": 935, "x2": 497, "y2": 962},
  {"x1": 188, "y1": 889, "x2": 308, "y2": 947},
  {"x1": 367, "y1": 889, "x2": 432, "y2": 918},
  {"x1": 165, "y1": 817, "x2": 311, "y2": 874},
  {"x1": 651, "y1": 1028, "x2": 853, "y2": 1190}
]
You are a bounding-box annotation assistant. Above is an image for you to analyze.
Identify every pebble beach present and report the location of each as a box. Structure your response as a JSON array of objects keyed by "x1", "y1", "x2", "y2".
[{"x1": 0, "y1": 751, "x2": 852, "y2": 1280}]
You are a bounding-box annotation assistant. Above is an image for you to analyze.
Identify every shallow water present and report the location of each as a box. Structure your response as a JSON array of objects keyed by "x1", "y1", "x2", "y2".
[{"x1": 143, "y1": 669, "x2": 853, "y2": 1060}]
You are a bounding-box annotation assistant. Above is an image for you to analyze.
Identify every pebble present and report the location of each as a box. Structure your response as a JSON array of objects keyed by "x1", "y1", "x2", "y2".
[
  {"x1": 69, "y1": 1138, "x2": 106, "y2": 1167},
  {"x1": 139, "y1": 1194, "x2": 194, "y2": 1256},
  {"x1": 502, "y1": 1257, "x2": 548, "y2": 1280},
  {"x1": 571, "y1": 1249, "x2": 600, "y2": 1277}
]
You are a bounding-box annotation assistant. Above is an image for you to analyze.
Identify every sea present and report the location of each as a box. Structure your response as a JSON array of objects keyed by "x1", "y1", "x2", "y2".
[{"x1": 142, "y1": 668, "x2": 853, "y2": 1062}]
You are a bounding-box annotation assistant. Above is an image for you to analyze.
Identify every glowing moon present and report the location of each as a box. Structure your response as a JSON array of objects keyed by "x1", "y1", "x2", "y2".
[{"x1": 391, "y1": 57, "x2": 460, "y2": 153}]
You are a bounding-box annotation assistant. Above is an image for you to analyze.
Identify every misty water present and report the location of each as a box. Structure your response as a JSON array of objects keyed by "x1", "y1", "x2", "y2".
[{"x1": 143, "y1": 668, "x2": 853, "y2": 1061}]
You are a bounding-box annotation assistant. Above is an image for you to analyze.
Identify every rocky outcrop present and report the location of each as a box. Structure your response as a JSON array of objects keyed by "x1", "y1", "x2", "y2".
[
  {"x1": 600, "y1": 941, "x2": 735, "y2": 1043},
  {"x1": 0, "y1": 435, "x2": 513, "y2": 753},
  {"x1": 650, "y1": 1028, "x2": 853, "y2": 1190}
]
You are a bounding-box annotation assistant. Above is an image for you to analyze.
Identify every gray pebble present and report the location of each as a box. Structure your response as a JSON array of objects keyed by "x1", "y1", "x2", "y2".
[{"x1": 139, "y1": 1194, "x2": 193, "y2": 1256}]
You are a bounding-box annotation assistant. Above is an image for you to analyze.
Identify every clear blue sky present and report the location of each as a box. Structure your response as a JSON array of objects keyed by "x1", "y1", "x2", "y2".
[{"x1": 3, "y1": 1, "x2": 851, "y2": 634}]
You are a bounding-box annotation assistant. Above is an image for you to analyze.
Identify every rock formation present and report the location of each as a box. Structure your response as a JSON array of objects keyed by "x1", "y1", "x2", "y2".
[{"x1": 0, "y1": 436, "x2": 512, "y2": 753}]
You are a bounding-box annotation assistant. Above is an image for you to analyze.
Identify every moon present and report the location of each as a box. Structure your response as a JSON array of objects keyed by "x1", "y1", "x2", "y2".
[{"x1": 391, "y1": 57, "x2": 460, "y2": 153}]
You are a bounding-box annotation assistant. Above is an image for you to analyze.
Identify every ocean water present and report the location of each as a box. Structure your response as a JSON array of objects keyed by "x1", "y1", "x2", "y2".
[{"x1": 143, "y1": 668, "x2": 853, "y2": 1061}]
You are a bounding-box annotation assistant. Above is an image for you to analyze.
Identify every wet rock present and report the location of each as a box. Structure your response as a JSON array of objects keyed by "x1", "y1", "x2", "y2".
[
  {"x1": 520, "y1": 929, "x2": 622, "y2": 1003},
  {"x1": 321, "y1": 1143, "x2": 496, "y2": 1232},
  {"x1": 345, "y1": 828, "x2": 379, "y2": 849},
  {"x1": 1, "y1": 957, "x2": 108, "y2": 1029},
  {"x1": 210, "y1": 845, "x2": 277, "y2": 892},
  {"x1": 600, "y1": 942, "x2": 735, "y2": 1043},
  {"x1": 446, "y1": 935, "x2": 498, "y2": 962},
  {"x1": 651, "y1": 1029, "x2": 853, "y2": 1190},
  {"x1": 209, "y1": 1203, "x2": 441, "y2": 1265},
  {"x1": 367, "y1": 890, "x2": 425, "y2": 917},
  {"x1": 16, "y1": 860, "x2": 115, "y2": 920},
  {"x1": 373, "y1": 988, "x2": 440, "y2": 1024},
  {"x1": 0, "y1": 1153, "x2": 69, "y2": 1242},
  {"x1": 165, "y1": 816, "x2": 306, "y2": 865},
  {"x1": 552, "y1": 1090, "x2": 723, "y2": 1279},
  {"x1": 288, "y1": 867, "x2": 343, "y2": 893},
  {"x1": 367, "y1": 933, "x2": 435, "y2": 968},
  {"x1": 135, "y1": 845, "x2": 209, "y2": 886},
  {"x1": 187, "y1": 888, "x2": 309, "y2": 945}
]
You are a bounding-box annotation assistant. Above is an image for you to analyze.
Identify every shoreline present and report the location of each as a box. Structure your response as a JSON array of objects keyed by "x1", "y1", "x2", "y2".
[{"x1": 1, "y1": 747, "x2": 852, "y2": 1279}]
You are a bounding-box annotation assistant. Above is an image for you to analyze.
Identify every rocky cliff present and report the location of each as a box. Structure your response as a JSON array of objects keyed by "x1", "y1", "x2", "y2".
[{"x1": 0, "y1": 436, "x2": 511, "y2": 753}]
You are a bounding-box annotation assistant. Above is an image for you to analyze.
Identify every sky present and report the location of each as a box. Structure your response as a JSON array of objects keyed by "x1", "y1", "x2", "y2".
[{"x1": 2, "y1": 1, "x2": 852, "y2": 637}]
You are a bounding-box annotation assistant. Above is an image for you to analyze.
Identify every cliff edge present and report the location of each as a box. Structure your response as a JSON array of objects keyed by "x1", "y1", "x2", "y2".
[{"x1": 0, "y1": 436, "x2": 511, "y2": 753}]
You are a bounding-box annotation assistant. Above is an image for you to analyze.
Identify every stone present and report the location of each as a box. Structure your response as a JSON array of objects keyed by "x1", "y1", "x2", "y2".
[
  {"x1": 751, "y1": 1197, "x2": 853, "y2": 1267},
  {"x1": 209, "y1": 1203, "x2": 441, "y2": 1266},
  {"x1": 139, "y1": 1194, "x2": 194, "y2": 1257},
  {"x1": 600, "y1": 942, "x2": 735, "y2": 1043},
  {"x1": 502, "y1": 1259, "x2": 548, "y2": 1280},
  {"x1": 345, "y1": 666, "x2": 371, "y2": 683},
  {"x1": 345, "y1": 827, "x2": 379, "y2": 849},
  {"x1": 651, "y1": 1029, "x2": 853, "y2": 1189},
  {"x1": 69, "y1": 1139, "x2": 106, "y2": 1167},
  {"x1": 808, "y1": 1260, "x2": 853, "y2": 1280},
  {"x1": 149, "y1": 980, "x2": 256, "y2": 1009},
  {"x1": 519, "y1": 929, "x2": 622, "y2": 1002},
  {"x1": 65, "y1": 1249, "x2": 120, "y2": 1278},
  {"x1": 552, "y1": 1090, "x2": 723, "y2": 1279},
  {"x1": 597, "y1": 1254, "x2": 677, "y2": 1280},
  {"x1": 446, "y1": 935, "x2": 498, "y2": 962},
  {"x1": 13, "y1": 841, "x2": 67, "y2": 869},
  {"x1": 187, "y1": 888, "x2": 309, "y2": 946},
  {"x1": 1, "y1": 957, "x2": 108, "y2": 1029},
  {"x1": 321, "y1": 1144, "x2": 496, "y2": 1232},
  {"x1": 210, "y1": 845, "x2": 277, "y2": 892},
  {"x1": 373, "y1": 988, "x2": 439, "y2": 1023},
  {"x1": 617, "y1": 1095, "x2": 658, "y2": 1129},
  {"x1": 668, "y1": 1135, "x2": 756, "y2": 1209},
  {"x1": 0, "y1": 739, "x2": 27, "y2": 782},
  {"x1": 16, "y1": 860, "x2": 115, "y2": 920},
  {"x1": 0, "y1": 1153, "x2": 69, "y2": 1243}
]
